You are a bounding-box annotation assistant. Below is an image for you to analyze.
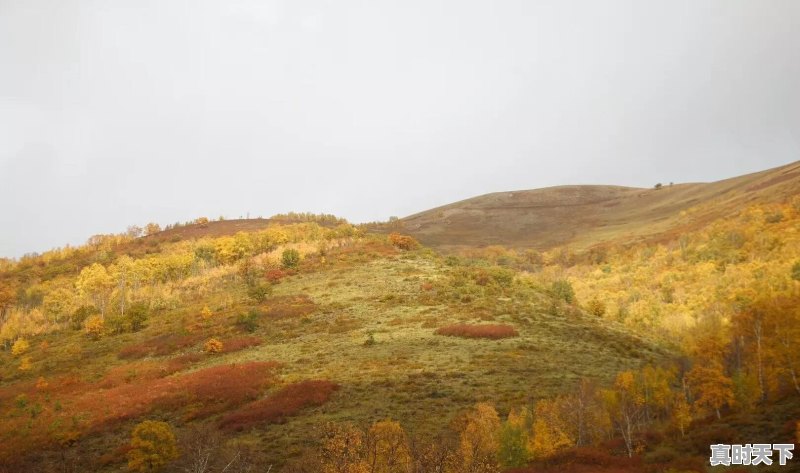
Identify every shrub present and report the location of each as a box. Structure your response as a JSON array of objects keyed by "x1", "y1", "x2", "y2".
[
  {"x1": 551, "y1": 279, "x2": 575, "y2": 304},
  {"x1": 586, "y1": 298, "x2": 606, "y2": 317},
  {"x1": 220, "y1": 380, "x2": 339, "y2": 431},
  {"x1": 204, "y1": 338, "x2": 224, "y2": 354},
  {"x1": 11, "y1": 338, "x2": 29, "y2": 357},
  {"x1": 126, "y1": 302, "x2": 149, "y2": 332},
  {"x1": 84, "y1": 315, "x2": 105, "y2": 339},
  {"x1": 70, "y1": 305, "x2": 98, "y2": 330},
  {"x1": 247, "y1": 283, "x2": 272, "y2": 303},
  {"x1": 434, "y1": 324, "x2": 518, "y2": 340},
  {"x1": 388, "y1": 233, "x2": 419, "y2": 250},
  {"x1": 265, "y1": 268, "x2": 290, "y2": 283},
  {"x1": 200, "y1": 305, "x2": 213, "y2": 320},
  {"x1": 221, "y1": 336, "x2": 262, "y2": 353},
  {"x1": 237, "y1": 310, "x2": 261, "y2": 333},
  {"x1": 281, "y1": 249, "x2": 301, "y2": 269}
]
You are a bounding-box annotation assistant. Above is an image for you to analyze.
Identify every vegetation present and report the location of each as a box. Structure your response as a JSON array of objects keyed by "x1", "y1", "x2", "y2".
[{"x1": 1, "y1": 166, "x2": 799, "y2": 472}]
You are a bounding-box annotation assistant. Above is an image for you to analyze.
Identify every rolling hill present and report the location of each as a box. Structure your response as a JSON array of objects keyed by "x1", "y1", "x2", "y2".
[{"x1": 392, "y1": 160, "x2": 800, "y2": 250}]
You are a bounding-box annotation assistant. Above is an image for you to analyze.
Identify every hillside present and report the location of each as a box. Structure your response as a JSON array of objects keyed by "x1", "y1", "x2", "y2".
[
  {"x1": 0, "y1": 223, "x2": 666, "y2": 472},
  {"x1": 394, "y1": 160, "x2": 800, "y2": 250}
]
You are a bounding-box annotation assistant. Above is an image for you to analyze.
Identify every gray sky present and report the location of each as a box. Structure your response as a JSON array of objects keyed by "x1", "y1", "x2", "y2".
[{"x1": 1, "y1": 0, "x2": 799, "y2": 257}]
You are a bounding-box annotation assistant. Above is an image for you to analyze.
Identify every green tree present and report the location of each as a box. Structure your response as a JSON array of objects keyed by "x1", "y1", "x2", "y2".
[{"x1": 127, "y1": 420, "x2": 179, "y2": 472}]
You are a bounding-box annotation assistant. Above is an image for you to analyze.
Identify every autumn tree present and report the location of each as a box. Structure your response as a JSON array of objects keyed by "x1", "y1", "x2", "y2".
[
  {"x1": 320, "y1": 422, "x2": 368, "y2": 473},
  {"x1": 687, "y1": 342, "x2": 735, "y2": 419},
  {"x1": 127, "y1": 420, "x2": 179, "y2": 472},
  {"x1": 365, "y1": 419, "x2": 411, "y2": 473},
  {"x1": 144, "y1": 223, "x2": 161, "y2": 236},
  {"x1": 530, "y1": 398, "x2": 573, "y2": 459},
  {"x1": 602, "y1": 371, "x2": 645, "y2": 457},
  {"x1": 76, "y1": 263, "x2": 115, "y2": 319},
  {"x1": 455, "y1": 402, "x2": 501, "y2": 473},
  {"x1": 11, "y1": 338, "x2": 29, "y2": 356}
]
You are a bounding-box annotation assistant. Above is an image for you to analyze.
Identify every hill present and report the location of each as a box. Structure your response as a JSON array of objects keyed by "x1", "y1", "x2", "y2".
[{"x1": 393, "y1": 160, "x2": 800, "y2": 250}]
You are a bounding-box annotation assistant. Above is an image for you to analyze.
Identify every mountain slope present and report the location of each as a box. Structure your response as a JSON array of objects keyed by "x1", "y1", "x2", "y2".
[{"x1": 395, "y1": 161, "x2": 800, "y2": 250}]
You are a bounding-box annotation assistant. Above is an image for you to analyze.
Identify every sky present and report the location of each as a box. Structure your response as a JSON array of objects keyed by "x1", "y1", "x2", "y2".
[{"x1": 1, "y1": 1, "x2": 799, "y2": 257}]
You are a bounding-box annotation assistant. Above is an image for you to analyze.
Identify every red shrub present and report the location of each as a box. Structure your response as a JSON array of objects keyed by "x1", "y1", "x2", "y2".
[
  {"x1": 221, "y1": 336, "x2": 262, "y2": 353},
  {"x1": 265, "y1": 268, "x2": 291, "y2": 283},
  {"x1": 434, "y1": 323, "x2": 518, "y2": 340},
  {"x1": 219, "y1": 380, "x2": 339, "y2": 431},
  {"x1": 98, "y1": 353, "x2": 203, "y2": 389},
  {"x1": 118, "y1": 333, "x2": 203, "y2": 359},
  {"x1": 75, "y1": 361, "x2": 281, "y2": 432}
]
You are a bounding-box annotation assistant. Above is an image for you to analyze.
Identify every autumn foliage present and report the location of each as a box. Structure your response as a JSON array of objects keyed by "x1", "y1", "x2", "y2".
[
  {"x1": 220, "y1": 380, "x2": 339, "y2": 431},
  {"x1": 435, "y1": 323, "x2": 519, "y2": 340}
]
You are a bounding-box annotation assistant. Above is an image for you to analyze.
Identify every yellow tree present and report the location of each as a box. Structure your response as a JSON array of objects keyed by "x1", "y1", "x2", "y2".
[
  {"x1": 365, "y1": 419, "x2": 411, "y2": 473},
  {"x1": 601, "y1": 371, "x2": 646, "y2": 457},
  {"x1": 320, "y1": 422, "x2": 369, "y2": 473},
  {"x1": 530, "y1": 398, "x2": 573, "y2": 459},
  {"x1": 455, "y1": 402, "x2": 501, "y2": 473},
  {"x1": 76, "y1": 263, "x2": 115, "y2": 319},
  {"x1": 127, "y1": 420, "x2": 179, "y2": 472}
]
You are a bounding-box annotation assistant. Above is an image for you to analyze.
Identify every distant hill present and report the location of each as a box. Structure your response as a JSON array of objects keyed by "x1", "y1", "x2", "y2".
[{"x1": 390, "y1": 161, "x2": 800, "y2": 250}]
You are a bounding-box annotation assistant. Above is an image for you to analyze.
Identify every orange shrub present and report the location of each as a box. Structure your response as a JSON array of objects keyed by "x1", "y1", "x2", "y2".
[
  {"x1": 434, "y1": 323, "x2": 519, "y2": 340},
  {"x1": 220, "y1": 380, "x2": 339, "y2": 431},
  {"x1": 265, "y1": 268, "x2": 291, "y2": 283},
  {"x1": 388, "y1": 232, "x2": 419, "y2": 250},
  {"x1": 204, "y1": 338, "x2": 224, "y2": 354}
]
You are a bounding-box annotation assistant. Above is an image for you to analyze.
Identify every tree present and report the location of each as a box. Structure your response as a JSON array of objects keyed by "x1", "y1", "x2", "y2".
[
  {"x1": 319, "y1": 422, "x2": 369, "y2": 473},
  {"x1": 282, "y1": 249, "x2": 301, "y2": 269},
  {"x1": 687, "y1": 336, "x2": 735, "y2": 419},
  {"x1": 76, "y1": 263, "x2": 115, "y2": 319},
  {"x1": 586, "y1": 298, "x2": 606, "y2": 317},
  {"x1": 0, "y1": 281, "x2": 16, "y2": 322},
  {"x1": 365, "y1": 419, "x2": 410, "y2": 473},
  {"x1": 145, "y1": 223, "x2": 162, "y2": 236},
  {"x1": 498, "y1": 407, "x2": 530, "y2": 468},
  {"x1": 128, "y1": 420, "x2": 179, "y2": 472},
  {"x1": 530, "y1": 398, "x2": 573, "y2": 459},
  {"x1": 601, "y1": 371, "x2": 645, "y2": 457},
  {"x1": 84, "y1": 315, "x2": 105, "y2": 339},
  {"x1": 671, "y1": 393, "x2": 691, "y2": 438},
  {"x1": 456, "y1": 402, "x2": 501, "y2": 473}
]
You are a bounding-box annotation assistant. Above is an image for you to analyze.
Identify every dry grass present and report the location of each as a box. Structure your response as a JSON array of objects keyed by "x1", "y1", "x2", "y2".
[{"x1": 434, "y1": 323, "x2": 519, "y2": 340}]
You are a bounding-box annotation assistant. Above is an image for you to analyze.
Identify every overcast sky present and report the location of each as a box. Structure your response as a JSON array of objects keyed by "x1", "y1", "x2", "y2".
[{"x1": 1, "y1": 0, "x2": 799, "y2": 257}]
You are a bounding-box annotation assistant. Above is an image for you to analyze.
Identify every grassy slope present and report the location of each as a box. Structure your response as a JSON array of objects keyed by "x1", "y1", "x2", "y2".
[
  {"x1": 392, "y1": 160, "x2": 800, "y2": 250},
  {"x1": 0, "y1": 249, "x2": 666, "y2": 469}
]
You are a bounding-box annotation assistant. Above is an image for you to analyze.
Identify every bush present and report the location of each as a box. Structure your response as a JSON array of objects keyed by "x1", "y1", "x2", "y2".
[
  {"x1": 84, "y1": 315, "x2": 105, "y2": 339},
  {"x1": 70, "y1": 305, "x2": 98, "y2": 330},
  {"x1": 222, "y1": 336, "x2": 262, "y2": 353},
  {"x1": 551, "y1": 279, "x2": 575, "y2": 304},
  {"x1": 126, "y1": 303, "x2": 149, "y2": 332},
  {"x1": 247, "y1": 283, "x2": 272, "y2": 303},
  {"x1": 281, "y1": 249, "x2": 301, "y2": 269},
  {"x1": 435, "y1": 323, "x2": 518, "y2": 340},
  {"x1": 11, "y1": 338, "x2": 29, "y2": 357},
  {"x1": 388, "y1": 233, "x2": 419, "y2": 250},
  {"x1": 237, "y1": 309, "x2": 262, "y2": 333},
  {"x1": 204, "y1": 338, "x2": 224, "y2": 354}
]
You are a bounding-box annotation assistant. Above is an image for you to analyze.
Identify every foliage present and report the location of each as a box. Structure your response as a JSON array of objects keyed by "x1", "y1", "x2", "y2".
[
  {"x1": 127, "y1": 420, "x2": 179, "y2": 472},
  {"x1": 281, "y1": 248, "x2": 301, "y2": 269},
  {"x1": 204, "y1": 338, "x2": 223, "y2": 354},
  {"x1": 84, "y1": 314, "x2": 105, "y2": 339},
  {"x1": 11, "y1": 338, "x2": 29, "y2": 356},
  {"x1": 388, "y1": 233, "x2": 419, "y2": 251}
]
